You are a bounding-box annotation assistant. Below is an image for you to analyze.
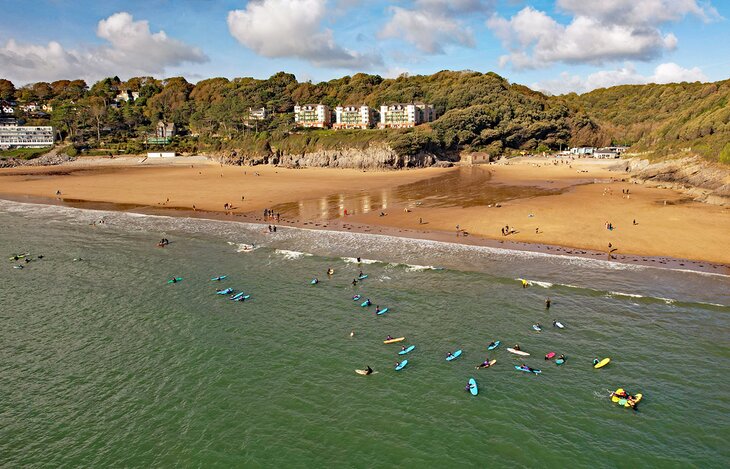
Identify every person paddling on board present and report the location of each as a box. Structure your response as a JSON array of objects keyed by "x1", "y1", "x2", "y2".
[
  {"x1": 593, "y1": 358, "x2": 600, "y2": 366},
  {"x1": 513, "y1": 344, "x2": 521, "y2": 351},
  {"x1": 553, "y1": 320, "x2": 559, "y2": 327},
  {"x1": 375, "y1": 306, "x2": 381, "y2": 314},
  {"x1": 535, "y1": 322, "x2": 542, "y2": 329},
  {"x1": 364, "y1": 299, "x2": 371, "y2": 306},
  {"x1": 446, "y1": 352, "x2": 454, "y2": 359},
  {"x1": 488, "y1": 341, "x2": 496, "y2": 349},
  {"x1": 476, "y1": 359, "x2": 491, "y2": 369},
  {"x1": 465, "y1": 381, "x2": 475, "y2": 392},
  {"x1": 327, "y1": 267, "x2": 334, "y2": 276},
  {"x1": 171, "y1": 277, "x2": 178, "y2": 283},
  {"x1": 312, "y1": 278, "x2": 319, "y2": 284},
  {"x1": 520, "y1": 363, "x2": 534, "y2": 372},
  {"x1": 365, "y1": 365, "x2": 373, "y2": 375},
  {"x1": 359, "y1": 270, "x2": 364, "y2": 277},
  {"x1": 385, "y1": 335, "x2": 394, "y2": 341},
  {"x1": 558, "y1": 354, "x2": 565, "y2": 361}
]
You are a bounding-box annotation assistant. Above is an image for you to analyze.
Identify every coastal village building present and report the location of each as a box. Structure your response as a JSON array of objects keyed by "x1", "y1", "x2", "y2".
[
  {"x1": 1, "y1": 100, "x2": 14, "y2": 114},
  {"x1": 570, "y1": 147, "x2": 595, "y2": 156},
  {"x1": 156, "y1": 121, "x2": 176, "y2": 138},
  {"x1": 0, "y1": 125, "x2": 54, "y2": 148},
  {"x1": 294, "y1": 104, "x2": 331, "y2": 128},
  {"x1": 115, "y1": 90, "x2": 140, "y2": 103},
  {"x1": 248, "y1": 107, "x2": 268, "y2": 120},
  {"x1": 378, "y1": 103, "x2": 436, "y2": 128},
  {"x1": 333, "y1": 105, "x2": 372, "y2": 129},
  {"x1": 19, "y1": 102, "x2": 40, "y2": 113}
]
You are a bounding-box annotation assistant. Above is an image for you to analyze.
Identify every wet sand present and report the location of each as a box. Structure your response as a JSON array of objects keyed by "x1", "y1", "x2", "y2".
[{"x1": 1, "y1": 156, "x2": 728, "y2": 271}]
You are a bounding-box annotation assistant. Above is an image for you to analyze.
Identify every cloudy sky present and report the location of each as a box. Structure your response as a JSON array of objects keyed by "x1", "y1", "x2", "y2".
[{"x1": 0, "y1": 0, "x2": 727, "y2": 94}]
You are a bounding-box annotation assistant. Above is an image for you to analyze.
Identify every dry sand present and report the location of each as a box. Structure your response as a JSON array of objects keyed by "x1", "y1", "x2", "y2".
[{"x1": 1, "y1": 156, "x2": 728, "y2": 267}]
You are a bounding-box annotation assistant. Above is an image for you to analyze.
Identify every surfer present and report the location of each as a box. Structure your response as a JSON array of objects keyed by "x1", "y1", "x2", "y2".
[
  {"x1": 385, "y1": 335, "x2": 394, "y2": 341},
  {"x1": 593, "y1": 358, "x2": 600, "y2": 366},
  {"x1": 359, "y1": 270, "x2": 364, "y2": 277},
  {"x1": 545, "y1": 297, "x2": 551, "y2": 309},
  {"x1": 350, "y1": 330, "x2": 355, "y2": 337},
  {"x1": 520, "y1": 363, "x2": 534, "y2": 372},
  {"x1": 487, "y1": 341, "x2": 496, "y2": 349},
  {"x1": 544, "y1": 353, "x2": 551, "y2": 360},
  {"x1": 535, "y1": 323, "x2": 542, "y2": 329},
  {"x1": 364, "y1": 298, "x2": 371, "y2": 306},
  {"x1": 352, "y1": 278, "x2": 358, "y2": 286},
  {"x1": 558, "y1": 354, "x2": 565, "y2": 361},
  {"x1": 476, "y1": 360, "x2": 491, "y2": 369},
  {"x1": 522, "y1": 279, "x2": 528, "y2": 288},
  {"x1": 365, "y1": 365, "x2": 373, "y2": 375},
  {"x1": 553, "y1": 320, "x2": 559, "y2": 327},
  {"x1": 465, "y1": 382, "x2": 474, "y2": 392},
  {"x1": 375, "y1": 306, "x2": 381, "y2": 314},
  {"x1": 356, "y1": 257, "x2": 361, "y2": 263},
  {"x1": 327, "y1": 267, "x2": 334, "y2": 276},
  {"x1": 446, "y1": 352, "x2": 454, "y2": 359},
  {"x1": 312, "y1": 278, "x2": 319, "y2": 284},
  {"x1": 401, "y1": 345, "x2": 407, "y2": 351},
  {"x1": 513, "y1": 344, "x2": 521, "y2": 351},
  {"x1": 170, "y1": 277, "x2": 178, "y2": 283}
]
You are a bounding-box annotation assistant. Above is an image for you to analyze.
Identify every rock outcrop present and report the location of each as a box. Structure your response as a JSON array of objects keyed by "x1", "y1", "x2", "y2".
[
  {"x1": 219, "y1": 144, "x2": 444, "y2": 169},
  {"x1": 629, "y1": 157, "x2": 730, "y2": 206}
]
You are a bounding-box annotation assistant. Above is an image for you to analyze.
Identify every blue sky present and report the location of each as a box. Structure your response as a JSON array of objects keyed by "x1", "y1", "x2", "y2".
[{"x1": 0, "y1": 0, "x2": 728, "y2": 94}]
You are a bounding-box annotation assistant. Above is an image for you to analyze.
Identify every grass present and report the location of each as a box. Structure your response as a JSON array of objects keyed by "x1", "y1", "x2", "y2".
[{"x1": 0, "y1": 147, "x2": 51, "y2": 160}]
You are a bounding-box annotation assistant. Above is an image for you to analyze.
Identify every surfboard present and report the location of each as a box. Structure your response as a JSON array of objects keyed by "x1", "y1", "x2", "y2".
[
  {"x1": 310, "y1": 279, "x2": 318, "y2": 285},
  {"x1": 507, "y1": 348, "x2": 530, "y2": 356},
  {"x1": 167, "y1": 277, "x2": 183, "y2": 284},
  {"x1": 233, "y1": 295, "x2": 251, "y2": 301},
  {"x1": 355, "y1": 369, "x2": 372, "y2": 375},
  {"x1": 487, "y1": 340, "x2": 501, "y2": 350},
  {"x1": 398, "y1": 345, "x2": 415, "y2": 355},
  {"x1": 545, "y1": 352, "x2": 556, "y2": 360},
  {"x1": 476, "y1": 359, "x2": 497, "y2": 369},
  {"x1": 556, "y1": 358, "x2": 565, "y2": 365},
  {"x1": 395, "y1": 360, "x2": 408, "y2": 371},
  {"x1": 515, "y1": 365, "x2": 541, "y2": 374},
  {"x1": 361, "y1": 300, "x2": 371, "y2": 307},
  {"x1": 594, "y1": 358, "x2": 611, "y2": 369},
  {"x1": 446, "y1": 350, "x2": 463, "y2": 361},
  {"x1": 376, "y1": 308, "x2": 389, "y2": 315},
  {"x1": 532, "y1": 324, "x2": 542, "y2": 331},
  {"x1": 554, "y1": 321, "x2": 565, "y2": 329},
  {"x1": 358, "y1": 274, "x2": 368, "y2": 280},
  {"x1": 352, "y1": 295, "x2": 361, "y2": 301},
  {"x1": 217, "y1": 288, "x2": 234, "y2": 295},
  {"x1": 211, "y1": 275, "x2": 227, "y2": 281},
  {"x1": 468, "y1": 378, "x2": 478, "y2": 396},
  {"x1": 384, "y1": 337, "x2": 405, "y2": 344}
]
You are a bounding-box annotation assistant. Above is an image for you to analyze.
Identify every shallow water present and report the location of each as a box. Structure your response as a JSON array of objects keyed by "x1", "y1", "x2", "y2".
[
  {"x1": 1, "y1": 200, "x2": 728, "y2": 467},
  {"x1": 271, "y1": 166, "x2": 561, "y2": 220}
]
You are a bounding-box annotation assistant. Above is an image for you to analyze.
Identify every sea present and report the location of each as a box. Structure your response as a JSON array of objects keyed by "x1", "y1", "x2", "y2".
[{"x1": 1, "y1": 199, "x2": 728, "y2": 467}]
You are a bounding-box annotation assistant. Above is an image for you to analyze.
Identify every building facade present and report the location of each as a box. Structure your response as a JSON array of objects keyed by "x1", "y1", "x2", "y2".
[
  {"x1": 378, "y1": 103, "x2": 435, "y2": 128},
  {"x1": 115, "y1": 90, "x2": 140, "y2": 103},
  {"x1": 294, "y1": 104, "x2": 331, "y2": 128},
  {"x1": 333, "y1": 105, "x2": 372, "y2": 129},
  {"x1": 249, "y1": 107, "x2": 268, "y2": 120},
  {"x1": 0, "y1": 125, "x2": 54, "y2": 148}
]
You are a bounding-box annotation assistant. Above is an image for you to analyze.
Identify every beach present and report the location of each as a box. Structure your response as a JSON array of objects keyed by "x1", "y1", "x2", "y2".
[{"x1": 1, "y1": 156, "x2": 728, "y2": 268}]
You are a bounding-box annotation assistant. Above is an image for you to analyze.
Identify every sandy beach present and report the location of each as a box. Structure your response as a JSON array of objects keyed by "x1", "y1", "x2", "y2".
[{"x1": 1, "y1": 155, "x2": 728, "y2": 268}]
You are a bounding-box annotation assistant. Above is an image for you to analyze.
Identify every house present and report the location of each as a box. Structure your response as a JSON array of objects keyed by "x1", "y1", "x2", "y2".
[
  {"x1": 594, "y1": 148, "x2": 620, "y2": 159},
  {"x1": 115, "y1": 90, "x2": 140, "y2": 103},
  {"x1": 19, "y1": 102, "x2": 40, "y2": 113},
  {"x1": 1, "y1": 100, "x2": 14, "y2": 114},
  {"x1": 0, "y1": 125, "x2": 54, "y2": 148},
  {"x1": 415, "y1": 102, "x2": 436, "y2": 123},
  {"x1": 570, "y1": 147, "x2": 595, "y2": 156},
  {"x1": 156, "y1": 121, "x2": 176, "y2": 138},
  {"x1": 248, "y1": 107, "x2": 268, "y2": 120},
  {"x1": 294, "y1": 104, "x2": 330, "y2": 128},
  {"x1": 333, "y1": 105, "x2": 372, "y2": 130},
  {"x1": 0, "y1": 117, "x2": 18, "y2": 127}
]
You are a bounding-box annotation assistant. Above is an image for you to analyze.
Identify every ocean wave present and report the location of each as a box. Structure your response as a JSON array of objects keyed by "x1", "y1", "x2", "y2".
[
  {"x1": 227, "y1": 242, "x2": 258, "y2": 253},
  {"x1": 275, "y1": 249, "x2": 312, "y2": 260},
  {"x1": 341, "y1": 257, "x2": 379, "y2": 264},
  {"x1": 517, "y1": 278, "x2": 554, "y2": 288}
]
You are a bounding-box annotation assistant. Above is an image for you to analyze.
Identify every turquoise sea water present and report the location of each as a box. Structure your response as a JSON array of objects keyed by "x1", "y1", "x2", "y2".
[{"x1": 1, "y1": 200, "x2": 729, "y2": 467}]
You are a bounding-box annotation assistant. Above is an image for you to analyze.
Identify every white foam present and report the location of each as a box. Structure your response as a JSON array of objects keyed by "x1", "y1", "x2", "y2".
[
  {"x1": 227, "y1": 241, "x2": 258, "y2": 253},
  {"x1": 275, "y1": 249, "x2": 312, "y2": 260},
  {"x1": 517, "y1": 278, "x2": 554, "y2": 288},
  {"x1": 341, "y1": 257, "x2": 379, "y2": 264}
]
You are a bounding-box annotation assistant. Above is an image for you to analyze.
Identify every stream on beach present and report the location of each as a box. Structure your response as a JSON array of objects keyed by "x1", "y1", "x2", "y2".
[{"x1": 1, "y1": 199, "x2": 728, "y2": 467}]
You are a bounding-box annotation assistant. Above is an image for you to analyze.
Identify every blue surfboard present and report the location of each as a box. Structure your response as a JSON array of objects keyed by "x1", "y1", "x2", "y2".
[
  {"x1": 376, "y1": 308, "x2": 389, "y2": 315},
  {"x1": 446, "y1": 349, "x2": 463, "y2": 361},
  {"x1": 515, "y1": 365, "x2": 541, "y2": 374},
  {"x1": 398, "y1": 345, "x2": 415, "y2": 355},
  {"x1": 230, "y1": 291, "x2": 245, "y2": 300},
  {"x1": 358, "y1": 274, "x2": 368, "y2": 280},
  {"x1": 468, "y1": 378, "x2": 478, "y2": 396},
  {"x1": 217, "y1": 288, "x2": 234, "y2": 295},
  {"x1": 211, "y1": 275, "x2": 227, "y2": 281},
  {"x1": 361, "y1": 300, "x2": 371, "y2": 307},
  {"x1": 487, "y1": 340, "x2": 501, "y2": 350},
  {"x1": 395, "y1": 359, "x2": 408, "y2": 371}
]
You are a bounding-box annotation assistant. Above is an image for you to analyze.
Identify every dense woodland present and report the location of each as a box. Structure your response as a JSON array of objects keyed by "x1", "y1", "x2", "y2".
[{"x1": 1, "y1": 70, "x2": 728, "y2": 164}]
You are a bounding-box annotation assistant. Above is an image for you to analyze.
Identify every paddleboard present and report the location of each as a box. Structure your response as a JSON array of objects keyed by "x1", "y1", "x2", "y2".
[
  {"x1": 395, "y1": 360, "x2": 408, "y2": 371},
  {"x1": 376, "y1": 308, "x2": 389, "y2": 315},
  {"x1": 398, "y1": 345, "x2": 415, "y2": 355},
  {"x1": 487, "y1": 340, "x2": 501, "y2": 350},
  {"x1": 234, "y1": 295, "x2": 251, "y2": 301},
  {"x1": 556, "y1": 358, "x2": 565, "y2": 365},
  {"x1": 446, "y1": 350, "x2": 463, "y2": 361},
  {"x1": 594, "y1": 358, "x2": 611, "y2": 369},
  {"x1": 532, "y1": 324, "x2": 542, "y2": 331},
  {"x1": 476, "y1": 359, "x2": 497, "y2": 369},
  {"x1": 624, "y1": 393, "x2": 642, "y2": 407},
  {"x1": 515, "y1": 365, "x2": 541, "y2": 374},
  {"x1": 358, "y1": 274, "x2": 368, "y2": 280},
  {"x1": 217, "y1": 288, "x2": 234, "y2": 295},
  {"x1": 545, "y1": 352, "x2": 556, "y2": 360},
  {"x1": 468, "y1": 378, "x2": 478, "y2": 396},
  {"x1": 384, "y1": 337, "x2": 405, "y2": 344},
  {"x1": 507, "y1": 348, "x2": 530, "y2": 356},
  {"x1": 361, "y1": 300, "x2": 371, "y2": 307},
  {"x1": 211, "y1": 275, "x2": 227, "y2": 281},
  {"x1": 167, "y1": 277, "x2": 183, "y2": 284},
  {"x1": 554, "y1": 321, "x2": 565, "y2": 329}
]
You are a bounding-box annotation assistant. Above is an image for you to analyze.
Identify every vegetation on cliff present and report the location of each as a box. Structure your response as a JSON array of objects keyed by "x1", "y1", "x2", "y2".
[{"x1": 1, "y1": 71, "x2": 727, "y2": 164}]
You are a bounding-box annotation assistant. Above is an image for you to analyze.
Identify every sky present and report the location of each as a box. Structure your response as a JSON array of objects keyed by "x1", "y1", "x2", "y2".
[{"x1": 0, "y1": 0, "x2": 728, "y2": 94}]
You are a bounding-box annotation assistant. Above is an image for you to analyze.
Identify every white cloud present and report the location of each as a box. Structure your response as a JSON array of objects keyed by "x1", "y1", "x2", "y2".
[
  {"x1": 0, "y1": 12, "x2": 207, "y2": 84},
  {"x1": 532, "y1": 62, "x2": 708, "y2": 95},
  {"x1": 379, "y1": 0, "x2": 494, "y2": 54},
  {"x1": 488, "y1": 1, "x2": 716, "y2": 69},
  {"x1": 227, "y1": 0, "x2": 381, "y2": 69}
]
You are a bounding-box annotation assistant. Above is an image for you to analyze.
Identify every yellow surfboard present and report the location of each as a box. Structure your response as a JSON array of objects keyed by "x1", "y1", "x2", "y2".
[
  {"x1": 383, "y1": 337, "x2": 405, "y2": 344},
  {"x1": 594, "y1": 357, "x2": 611, "y2": 369}
]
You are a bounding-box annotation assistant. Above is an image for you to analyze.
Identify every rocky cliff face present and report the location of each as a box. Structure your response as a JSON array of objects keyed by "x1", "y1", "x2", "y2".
[
  {"x1": 219, "y1": 144, "x2": 442, "y2": 169},
  {"x1": 629, "y1": 157, "x2": 730, "y2": 206}
]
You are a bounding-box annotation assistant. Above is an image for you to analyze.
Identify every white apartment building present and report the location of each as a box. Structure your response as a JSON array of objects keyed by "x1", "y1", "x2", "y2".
[
  {"x1": 294, "y1": 104, "x2": 331, "y2": 128},
  {"x1": 378, "y1": 103, "x2": 435, "y2": 128},
  {"x1": 333, "y1": 105, "x2": 372, "y2": 129},
  {"x1": 0, "y1": 125, "x2": 54, "y2": 148}
]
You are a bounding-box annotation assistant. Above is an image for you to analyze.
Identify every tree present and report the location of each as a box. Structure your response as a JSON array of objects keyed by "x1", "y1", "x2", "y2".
[
  {"x1": 0, "y1": 79, "x2": 15, "y2": 101},
  {"x1": 87, "y1": 96, "x2": 107, "y2": 143}
]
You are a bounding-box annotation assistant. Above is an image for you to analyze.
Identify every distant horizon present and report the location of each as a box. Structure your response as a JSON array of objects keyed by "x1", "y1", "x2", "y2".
[{"x1": 1, "y1": 1, "x2": 728, "y2": 95}]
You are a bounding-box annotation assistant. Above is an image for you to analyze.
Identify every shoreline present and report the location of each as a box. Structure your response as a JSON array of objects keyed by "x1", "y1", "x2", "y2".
[{"x1": 2, "y1": 192, "x2": 727, "y2": 276}]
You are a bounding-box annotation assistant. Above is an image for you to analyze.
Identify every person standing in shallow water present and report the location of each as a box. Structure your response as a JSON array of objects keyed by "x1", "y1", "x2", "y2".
[{"x1": 545, "y1": 297, "x2": 551, "y2": 309}]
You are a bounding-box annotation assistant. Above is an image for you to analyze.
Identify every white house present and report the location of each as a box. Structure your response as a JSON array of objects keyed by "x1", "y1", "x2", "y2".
[
  {"x1": 248, "y1": 107, "x2": 268, "y2": 120},
  {"x1": 378, "y1": 103, "x2": 435, "y2": 128},
  {"x1": 115, "y1": 90, "x2": 140, "y2": 103}
]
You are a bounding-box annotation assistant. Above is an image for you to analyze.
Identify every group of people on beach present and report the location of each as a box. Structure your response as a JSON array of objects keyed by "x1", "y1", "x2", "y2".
[
  {"x1": 501, "y1": 225, "x2": 515, "y2": 236},
  {"x1": 157, "y1": 238, "x2": 170, "y2": 247},
  {"x1": 263, "y1": 209, "x2": 280, "y2": 221}
]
